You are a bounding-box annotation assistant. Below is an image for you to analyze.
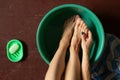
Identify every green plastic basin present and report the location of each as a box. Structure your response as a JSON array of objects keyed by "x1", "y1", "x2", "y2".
[{"x1": 36, "y1": 4, "x2": 105, "y2": 65}]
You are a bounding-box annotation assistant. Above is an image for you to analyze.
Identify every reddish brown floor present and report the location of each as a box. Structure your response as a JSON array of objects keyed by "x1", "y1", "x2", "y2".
[{"x1": 0, "y1": 0, "x2": 120, "y2": 80}]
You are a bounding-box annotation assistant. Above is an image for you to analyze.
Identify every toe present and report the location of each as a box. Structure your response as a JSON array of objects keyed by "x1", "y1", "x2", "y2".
[
  {"x1": 76, "y1": 17, "x2": 81, "y2": 23},
  {"x1": 85, "y1": 25, "x2": 89, "y2": 34},
  {"x1": 72, "y1": 15, "x2": 76, "y2": 22},
  {"x1": 75, "y1": 15, "x2": 80, "y2": 20},
  {"x1": 75, "y1": 17, "x2": 82, "y2": 28},
  {"x1": 81, "y1": 21, "x2": 84, "y2": 31},
  {"x1": 79, "y1": 20, "x2": 83, "y2": 29}
]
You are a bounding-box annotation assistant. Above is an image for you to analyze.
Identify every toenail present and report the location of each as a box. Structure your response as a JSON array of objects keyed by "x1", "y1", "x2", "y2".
[{"x1": 81, "y1": 32, "x2": 85, "y2": 35}]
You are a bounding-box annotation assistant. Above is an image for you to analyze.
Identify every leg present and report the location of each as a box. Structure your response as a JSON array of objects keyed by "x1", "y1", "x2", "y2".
[
  {"x1": 65, "y1": 15, "x2": 82, "y2": 80},
  {"x1": 81, "y1": 22, "x2": 93, "y2": 80},
  {"x1": 45, "y1": 16, "x2": 76, "y2": 80}
]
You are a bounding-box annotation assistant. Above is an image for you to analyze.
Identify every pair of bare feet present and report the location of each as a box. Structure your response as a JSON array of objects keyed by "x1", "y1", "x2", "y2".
[
  {"x1": 45, "y1": 15, "x2": 93, "y2": 80},
  {"x1": 60, "y1": 15, "x2": 93, "y2": 80},
  {"x1": 61, "y1": 15, "x2": 93, "y2": 56}
]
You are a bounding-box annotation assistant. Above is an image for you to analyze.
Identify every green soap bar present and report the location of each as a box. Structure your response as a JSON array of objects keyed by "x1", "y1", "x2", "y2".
[
  {"x1": 9, "y1": 43, "x2": 19, "y2": 54},
  {"x1": 7, "y1": 39, "x2": 23, "y2": 62}
]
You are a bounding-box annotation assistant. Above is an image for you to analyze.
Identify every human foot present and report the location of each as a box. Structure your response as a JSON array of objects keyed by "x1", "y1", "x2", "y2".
[
  {"x1": 60, "y1": 15, "x2": 76, "y2": 48},
  {"x1": 70, "y1": 15, "x2": 83, "y2": 54},
  {"x1": 81, "y1": 21, "x2": 93, "y2": 54},
  {"x1": 81, "y1": 23, "x2": 92, "y2": 80}
]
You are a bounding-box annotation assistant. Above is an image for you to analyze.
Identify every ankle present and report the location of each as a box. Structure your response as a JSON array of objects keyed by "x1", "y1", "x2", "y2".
[
  {"x1": 59, "y1": 41, "x2": 69, "y2": 49},
  {"x1": 70, "y1": 46, "x2": 79, "y2": 54}
]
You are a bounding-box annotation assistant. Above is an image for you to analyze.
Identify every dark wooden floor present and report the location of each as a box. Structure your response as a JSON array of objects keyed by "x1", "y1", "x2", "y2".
[{"x1": 0, "y1": 0, "x2": 120, "y2": 80}]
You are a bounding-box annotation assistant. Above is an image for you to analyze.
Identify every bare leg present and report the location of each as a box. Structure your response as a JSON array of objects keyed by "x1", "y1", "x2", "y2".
[
  {"x1": 45, "y1": 16, "x2": 76, "y2": 80},
  {"x1": 81, "y1": 22, "x2": 93, "y2": 80},
  {"x1": 65, "y1": 16, "x2": 82, "y2": 80}
]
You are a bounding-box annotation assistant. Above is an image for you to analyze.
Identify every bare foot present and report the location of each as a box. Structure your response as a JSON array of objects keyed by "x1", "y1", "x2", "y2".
[
  {"x1": 80, "y1": 21, "x2": 92, "y2": 80},
  {"x1": 80, "y1": 21, "x2": 93, "y2": 54},
  {"x1": 65, "y1": 15, "x2": 82, "y2": 80},
  {"x1": 70, "y1": 15, "x2": 83, "y2": 54},
  {"x1": 60, "y1": 15, "x2": 76, "y2": 48}
]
